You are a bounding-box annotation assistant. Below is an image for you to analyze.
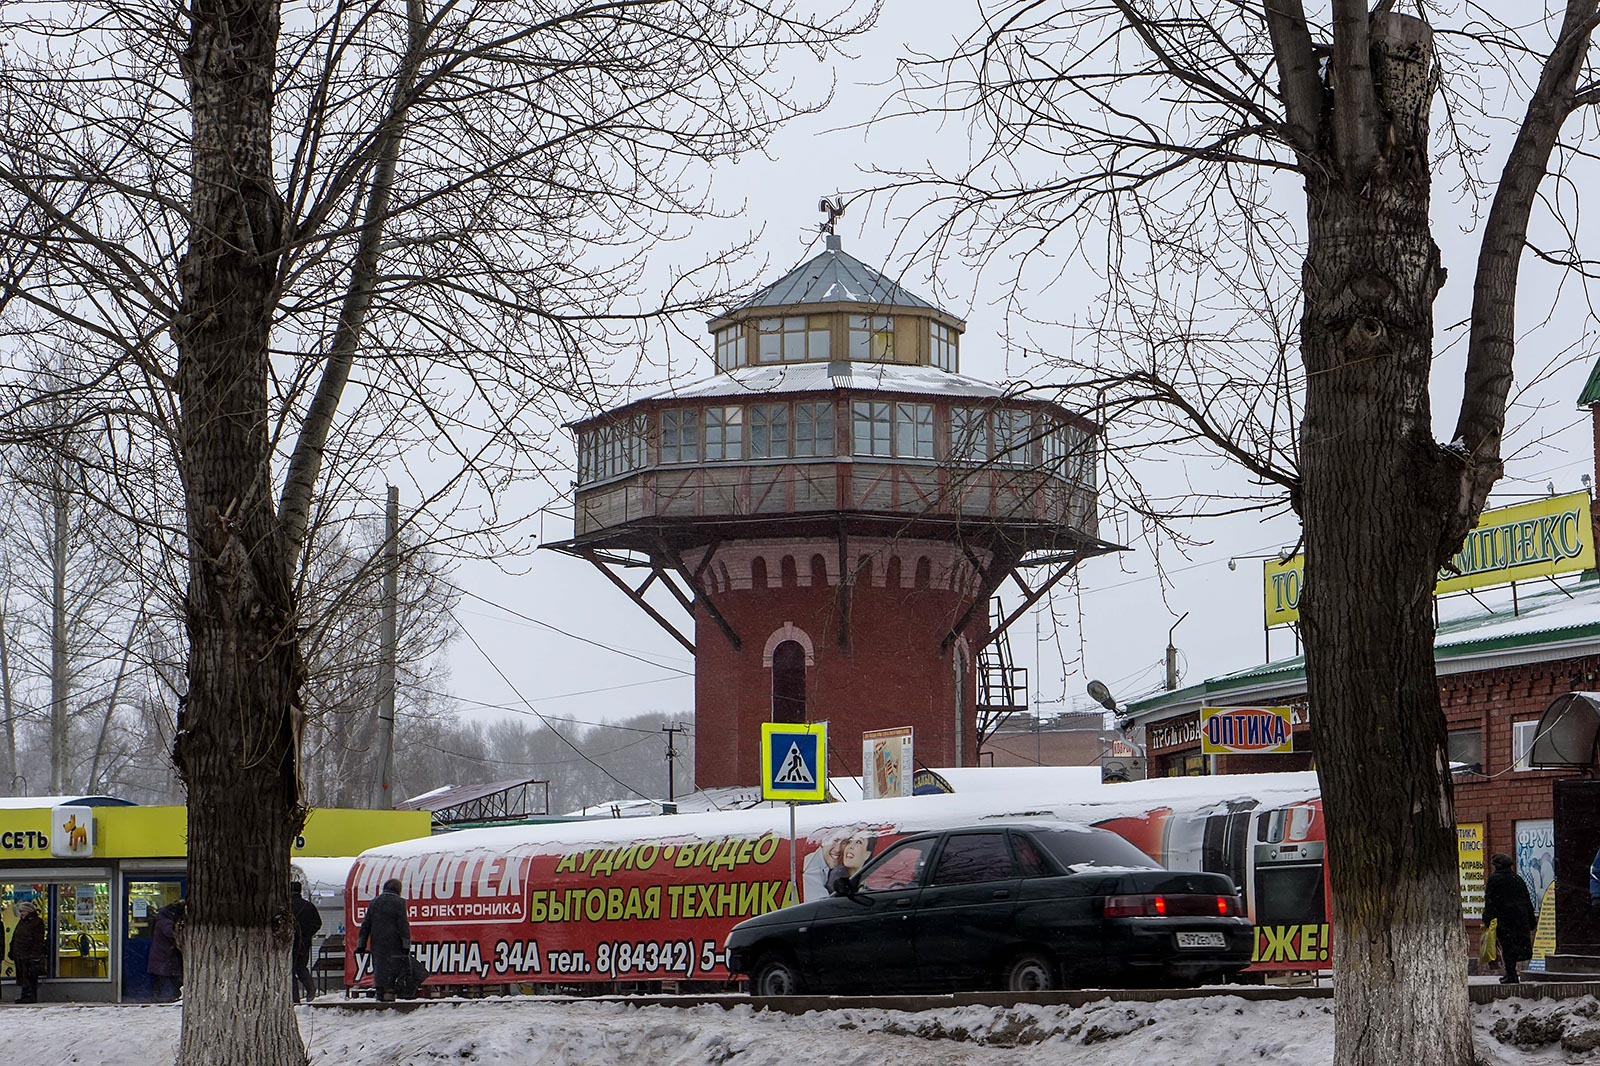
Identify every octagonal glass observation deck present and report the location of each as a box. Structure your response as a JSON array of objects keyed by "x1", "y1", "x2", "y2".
[{"x1": 564, "y1": 237, "x2": 1106, "y2": 557}]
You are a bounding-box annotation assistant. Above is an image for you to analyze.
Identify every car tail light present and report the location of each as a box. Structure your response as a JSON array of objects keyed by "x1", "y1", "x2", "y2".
[{"x1": 1105, "y1": 893, "x2": 1241, "y2": 918}]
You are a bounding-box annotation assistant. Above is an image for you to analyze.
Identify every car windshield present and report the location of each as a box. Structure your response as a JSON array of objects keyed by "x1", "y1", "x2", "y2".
[{"x1": 1031, "y1": 827, "x2": 1161, "y2": 870}]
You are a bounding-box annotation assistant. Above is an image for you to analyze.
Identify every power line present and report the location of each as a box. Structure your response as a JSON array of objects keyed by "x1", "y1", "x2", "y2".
[
  {"x1": 410, "y1": 681, "x2": 691, "y2": 733},
  {"x1": 443, "y1": 580, "x2": 692, "y2": 677},
  {"x1": 451, "y1": 610, "x2": 656, "y2": 804},
  {"x1": 418, "y1": 732, "x2": 660, "y2": 770}
]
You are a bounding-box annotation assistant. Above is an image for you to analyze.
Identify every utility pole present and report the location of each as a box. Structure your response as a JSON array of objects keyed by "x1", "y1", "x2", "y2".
[
  {"x1": 661, "y1": 722, "x2": 686, "y2": 809},
  {"x1": 372, "y1": 485, "x2": 399, "y2": 809}
]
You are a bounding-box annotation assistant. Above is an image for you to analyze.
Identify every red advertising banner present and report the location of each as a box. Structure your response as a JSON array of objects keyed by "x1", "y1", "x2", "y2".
[
  {"x1": 348, "y1": 826, "x2": 907, "y2": 985},
  {"x1": 345, "y1": 772, "x2": 1335, "y2": 987}
]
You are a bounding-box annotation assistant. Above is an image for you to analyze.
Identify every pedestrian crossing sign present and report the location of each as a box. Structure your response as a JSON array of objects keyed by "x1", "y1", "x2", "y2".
[{"x1": 760, "y1": 722, "x2": 827, "y2": 803}]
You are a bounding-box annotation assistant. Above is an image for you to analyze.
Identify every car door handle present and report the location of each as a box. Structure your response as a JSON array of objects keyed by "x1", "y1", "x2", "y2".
[
  {"x1": 991, "y1": 889, "x2": 1010, "y2": 900},
  {"x1": 895, "y1": 897, "x2": 912, "y2": 908}
]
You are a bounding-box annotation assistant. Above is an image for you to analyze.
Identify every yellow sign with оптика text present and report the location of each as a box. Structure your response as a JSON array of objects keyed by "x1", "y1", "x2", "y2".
[
  {"x1": 1263, "y1": 491, "x2": 1597, "y2": 627},
  {"x1": 1199, "y1": 706, "x2": 1293, "y2": 755}
]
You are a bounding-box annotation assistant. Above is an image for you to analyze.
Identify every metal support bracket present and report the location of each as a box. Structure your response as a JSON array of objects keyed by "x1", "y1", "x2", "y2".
[
  {"x1": 656, "y1": 537, "x2": 743, "y2": 652},
  {"x1": 577, "y1": 549, "x2": 695, "y2": 655},
  {"x1": 942, "y1": 543, "x2": 1021, "y2": 655},
  {"x1": 983, "y1": 553, "x2": 1085, "y2": 650}
]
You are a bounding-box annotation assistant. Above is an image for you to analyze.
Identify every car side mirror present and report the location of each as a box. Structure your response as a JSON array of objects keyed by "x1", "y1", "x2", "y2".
[{"x1": 830, "y1": 874, "x2": 857, "y2": 898}]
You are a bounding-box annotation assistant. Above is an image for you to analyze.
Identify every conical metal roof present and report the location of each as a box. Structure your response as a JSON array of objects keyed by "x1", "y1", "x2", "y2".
[{"x1": 728, "y1": 235, "x2": 940, "y2": 315}]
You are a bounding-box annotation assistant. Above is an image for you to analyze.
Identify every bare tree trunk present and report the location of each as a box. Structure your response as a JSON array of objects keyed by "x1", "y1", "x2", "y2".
[
  {"x1": 87, "y1": 612, "x2": 142, "y2": 791},
  {"x1": 50, "y1": 471, "x2": 69, "y2": 793},
  {"x1": 0, "y1": 592, "x2": 17, "y2": 792},
  {"x1": 1299, "y1": 16, "x2": 1471, "y2": 1065},
  {"x1": 172, "y1": 2, "x2": 305, "y2": 1063}
]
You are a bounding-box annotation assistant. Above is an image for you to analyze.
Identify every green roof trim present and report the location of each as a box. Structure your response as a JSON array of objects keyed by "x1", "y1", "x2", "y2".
[
  {"x1": 1579, "y1": 355, "x2": 1600, "y2": 406},
  {"x1": 1127, "y1": 583, "x2": 1600, "y2": 717}
]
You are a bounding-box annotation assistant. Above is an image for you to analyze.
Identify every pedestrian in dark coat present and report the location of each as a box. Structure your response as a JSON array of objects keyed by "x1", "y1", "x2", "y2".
[
  {"x1": 290, "y1": 882, "x2": 323, "y2": 1003},
  {"x1": 8, "y1": 900, "x2": 48, "y2": 1003},
  {"x1": 147, "y1": 900, "x2": 186, "y2": 1001},
  {"x1": 356, "y1": 878, "x2": 410, "y2": 1000},
  {"x1": 1483, "y1": 853, "x2": 1537, "y2": 983}
]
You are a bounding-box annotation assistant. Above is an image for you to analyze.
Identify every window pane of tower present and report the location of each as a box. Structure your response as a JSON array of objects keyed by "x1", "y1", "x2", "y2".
[
  {"x1": 995, "y1": 409, "x2": 1031, "y2": 465},
  {"x1": 794, "y1": 402, "x2": 834, "y2": 457},
  {"x1": 782, "y1": 317, "x2": 807, "y2": 361},
  {"x1": 629, "y1": 414, "x2": 647, "y2": 470},
  {"x1": 705, "y1": 406, "x2": 743, "y2": 461},
  {"x1": 578, "y1": 430, "x2": 596, "y2": 483},
  {"x1": 896, "y1": 403, "x2": 934, "y2": 459},
  {"x1": 853, "y1": 401, "x2": 892, "y2": 457},
  {"x1": 757, "y1": 318, "x2": 783, "y2": 362},
  {"x1": 751, "y1": 404, "x2": 789, "y2": 459},
  {"x1": 808, "y1": 323, "x2": 831, "y2": 360},
  {"x1": 849, "y1": 315, "x2": 895, "y2": 361},
  {"x1": 716, "y1": 325, "x2": 746, "y2": 371},
  {"x1": 661, "y1": 408, "x2": 700, "y2": 464},
  {"x1": 952, "y1": 407, "x2": 989, "y2": 462},
  {"x1": 930, "y1": 321, "x2": 957, "y2": 371}
]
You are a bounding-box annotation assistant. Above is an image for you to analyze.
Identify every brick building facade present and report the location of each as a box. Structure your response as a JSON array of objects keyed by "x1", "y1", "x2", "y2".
[{"x1": 1123, "y1": 570, "x2": 1600, "y2": 961}]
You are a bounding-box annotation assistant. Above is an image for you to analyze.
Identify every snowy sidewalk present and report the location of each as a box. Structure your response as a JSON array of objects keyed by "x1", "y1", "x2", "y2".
[{"x1": 0, "y1": 994, "x2": 1595, "y2": 1064}]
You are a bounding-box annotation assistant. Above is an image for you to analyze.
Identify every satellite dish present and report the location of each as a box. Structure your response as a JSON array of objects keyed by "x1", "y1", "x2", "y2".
[{"x1": 1087, "y1": 679, "x2": 1117, "y2": 712}]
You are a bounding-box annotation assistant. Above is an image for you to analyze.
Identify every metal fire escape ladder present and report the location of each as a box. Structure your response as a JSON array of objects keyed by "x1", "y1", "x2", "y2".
[{"x1": 976, "y1": 597, "x2": 1029, "y2": 752}]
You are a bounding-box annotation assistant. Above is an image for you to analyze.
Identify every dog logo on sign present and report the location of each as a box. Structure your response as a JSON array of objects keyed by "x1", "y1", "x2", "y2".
[{"x1": 51, "y1": 806, "x2": 95, "y2": 857}]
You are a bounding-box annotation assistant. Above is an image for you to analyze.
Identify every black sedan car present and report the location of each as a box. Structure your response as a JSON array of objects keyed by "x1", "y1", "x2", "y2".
[{"x1": 725, "y1": 822, "x2": 1253, "y2": 995}]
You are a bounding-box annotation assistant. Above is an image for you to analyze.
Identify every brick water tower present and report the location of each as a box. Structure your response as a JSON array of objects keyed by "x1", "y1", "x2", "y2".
[{"x1": 550, "y1": 226, "x2": 1115, "y2": 788}]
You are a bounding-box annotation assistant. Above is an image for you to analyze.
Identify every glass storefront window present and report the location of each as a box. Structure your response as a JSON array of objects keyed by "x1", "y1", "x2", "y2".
[
  {"x1": 55, "y1": 881, "x2": 111, "y2": 979},
  {"x1": 1, "y1": 884, "x2": 46, "y2": 982},
  {"x1": 1, "y1": 879, "x2": 111, "y2": 980},
  {"x1": 126, "y1": 880, "x2": 183, "y2": 942}
]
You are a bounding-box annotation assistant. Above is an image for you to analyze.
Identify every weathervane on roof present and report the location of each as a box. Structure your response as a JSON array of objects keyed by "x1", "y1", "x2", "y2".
[{"x1": 818, "y1": 196, "x2": 845, "y2": 236}]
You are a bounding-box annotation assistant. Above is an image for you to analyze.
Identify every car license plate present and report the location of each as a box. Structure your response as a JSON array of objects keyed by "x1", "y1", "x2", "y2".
[{"x1": 1176, "y1": 932, "x2": 1226, "y2": 949}]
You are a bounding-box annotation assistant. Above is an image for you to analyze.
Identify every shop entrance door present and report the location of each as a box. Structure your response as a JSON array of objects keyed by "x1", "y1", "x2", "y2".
[{"x1": 122, "y1": 876, "x2": 186, "y2": 1002}]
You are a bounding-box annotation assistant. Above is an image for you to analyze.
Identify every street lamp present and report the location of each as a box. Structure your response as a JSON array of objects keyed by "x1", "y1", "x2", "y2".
[{"x1": 1087, "y1": 679, "x2": 1117, "y2": 712}]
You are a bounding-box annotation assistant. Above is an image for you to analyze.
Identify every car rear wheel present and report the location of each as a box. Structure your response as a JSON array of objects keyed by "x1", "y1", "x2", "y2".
[
  {"x1": 1003, "y1": 950, "x2": 1057, "y2": 993},
  {"x1": 751, "y1": 953, "x2": 805, "y2": 996}
]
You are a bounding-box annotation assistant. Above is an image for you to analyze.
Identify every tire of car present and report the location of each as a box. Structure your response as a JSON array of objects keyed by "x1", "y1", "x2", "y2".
[
  {"x1": 751, "y1": 953, "x2": 805, "y2": 997},
  {"x1": 1002, "y1": 950, "x2": 1058, "y2": 993}
]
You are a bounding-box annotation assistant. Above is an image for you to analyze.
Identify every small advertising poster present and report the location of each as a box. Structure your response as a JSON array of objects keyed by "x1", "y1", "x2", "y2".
[
  {"x1": 862, "y1": 727, "x2": 913, "y2": 801},
  {"x1": 1101, "y1": 738, "x2": 1147, "y2": 784},
  {"x1": 1458, "y1": 823, "x2": 1486, "y2": 920},
  {"x1": 1515, "y1": 819, "x2": 1556, "y2": 916},
  {"x1": 1531, "y1": 882, "x2": 1557, "y2": 967}
]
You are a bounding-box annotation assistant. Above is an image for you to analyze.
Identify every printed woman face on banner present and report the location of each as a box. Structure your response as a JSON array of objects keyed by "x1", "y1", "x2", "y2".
[{"x1": 841, "y1": 831, "x2": 876, "y2": 873}]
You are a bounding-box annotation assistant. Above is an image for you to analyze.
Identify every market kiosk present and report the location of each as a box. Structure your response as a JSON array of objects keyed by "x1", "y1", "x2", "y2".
[{"x1": 0, "y1": 798, "x2": 429, "y2": 1002}]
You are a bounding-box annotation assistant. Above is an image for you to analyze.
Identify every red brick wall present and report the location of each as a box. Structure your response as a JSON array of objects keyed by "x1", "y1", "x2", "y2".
[
  {"x1": 693, "y1": 554, "x2": 984, "y2": 787},
  {"x1": 1446, "y1": 655, "x2": 1600, "y2": 863}
]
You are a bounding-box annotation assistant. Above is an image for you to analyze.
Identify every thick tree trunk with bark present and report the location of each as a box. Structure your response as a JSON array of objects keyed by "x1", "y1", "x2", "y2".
[
  {"x1": 1298, "y1": 15, "x2": 1472, "y2": 1066},
  {"x1": 173, "y1": 2, "x2": 305, "y2": 1063}
]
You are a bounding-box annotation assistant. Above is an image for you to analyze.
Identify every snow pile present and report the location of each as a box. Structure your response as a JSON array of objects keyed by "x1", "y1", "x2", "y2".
[
  {"x1": 1, "y1": 994, "x2": 1596, "y2": 1065},
  {"x1": 1484, "y1": 996, "x2": 1600, "y2": 1057}
]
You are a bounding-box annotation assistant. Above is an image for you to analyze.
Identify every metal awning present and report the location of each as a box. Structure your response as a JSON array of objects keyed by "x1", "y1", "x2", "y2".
[{"x1": 1530, "y1": 691, "x2": 1600, "y2": 770}]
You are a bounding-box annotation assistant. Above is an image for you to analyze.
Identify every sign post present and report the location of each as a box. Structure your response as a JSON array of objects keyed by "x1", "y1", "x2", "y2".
[{"x1": 761, "y1": 722, "x2": 828, "y2": 902}]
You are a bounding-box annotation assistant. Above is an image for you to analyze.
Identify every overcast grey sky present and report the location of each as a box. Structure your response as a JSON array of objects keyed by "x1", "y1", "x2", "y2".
[{"x1": 433, "y1": 1, "x2": 1600, "y2": 762}]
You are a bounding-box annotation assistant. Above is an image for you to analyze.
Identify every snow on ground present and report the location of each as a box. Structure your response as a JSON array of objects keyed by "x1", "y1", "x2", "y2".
[{"x1": 2, "y1": 994, "x2": 1596, "y2": 1065}]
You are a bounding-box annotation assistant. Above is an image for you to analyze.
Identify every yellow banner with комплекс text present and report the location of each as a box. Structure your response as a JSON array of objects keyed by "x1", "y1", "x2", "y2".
[{"x1": 1263, "y1": 491, "x2": 1596, "y2": 627}]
